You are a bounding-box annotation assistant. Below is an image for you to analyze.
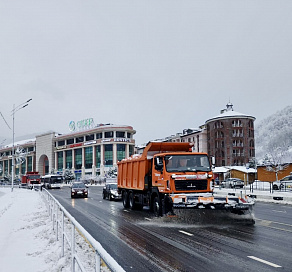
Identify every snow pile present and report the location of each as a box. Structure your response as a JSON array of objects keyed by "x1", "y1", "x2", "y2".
[
  {"x1": 0, "y1": 187, "x2": 112, "y2": 272},
  {"x1": 0, "y1": 188, "x2": 72, "y2": 272}
]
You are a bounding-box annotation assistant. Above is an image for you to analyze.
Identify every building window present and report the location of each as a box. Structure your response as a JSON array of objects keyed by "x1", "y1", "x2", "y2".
[
  {"x1": 4, "y1": 160, "x2": 8, "y2": 173},
  {"x1": 127, "y1": 132, "x2": 131, "y2": 138},
  {"x1": 67, "y1": 138, "x2": 74, "y2": 145},
  {"x1": 117, "y1": 144, "x2": 126, "y2": 161},
  {"x1": 129, "y1": 145, "x2": 134, "y2": 157},
  {"x1": 58, "y1": 140, "x2": 65, "y2": 146},
  {"x1": 104, "y1": 145, "x2": 113, "y2": 166},
  {"x1": 84, "y1": 147, "x2": 93, "y2": 169},
  {"x1": 28, "y1": 146, "x2": 34, "y2": 152},
  {"x1": 65, "y1": 150, "x2": 72, "y2": 169},
  {"x1": 232, "y1": 120, "x2": 242, "y2": 127},
  {"x1": 116, "y1": 131, "x2": 125, "y2": 138},
  {"x1": 105, "y1": 131, "x2": 113, "y2": 138},
  {"x1": 95, "y1": 146, "x2": 101, "y2": 168},
  {"x1": 86, "y1": 134, "x2": 94, "y2": 141},
  {"x1": 57, "y1": 152, "x2": 63, "y2": 171},
  {"x1": 96, "y1": 133, "x2": 102, "y2": 139},
  {"x1": 76, "y1": 136, "x2": 84, "y2": 143},
  {"x1": 27, "y1": 157, "x2": 32, "y2": 172},
  {"x1": 20, "y1": 162, "x2": 25, "y2": 174},
  {"x1": 74, "y1": 149, "x2": 82, "y2": 170}
]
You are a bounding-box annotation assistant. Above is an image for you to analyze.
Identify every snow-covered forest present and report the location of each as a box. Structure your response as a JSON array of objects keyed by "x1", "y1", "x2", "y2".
[{"x1": 255, "y1": 105, "x2": 292, "y2": 163}]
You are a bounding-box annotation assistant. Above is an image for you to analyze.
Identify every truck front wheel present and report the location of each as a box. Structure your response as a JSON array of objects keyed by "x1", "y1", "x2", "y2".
[{"x1": 153, "y1": 196, "x2": 162, "y2": 217}]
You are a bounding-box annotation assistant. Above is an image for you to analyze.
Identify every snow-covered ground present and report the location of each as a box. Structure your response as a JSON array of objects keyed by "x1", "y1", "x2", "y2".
[
  {"x1": 1, "y1": 184, "x2": 292, "y2": 272},
  {"x1": 0, "y1": 187, "x2": 73, "y2": 272}
]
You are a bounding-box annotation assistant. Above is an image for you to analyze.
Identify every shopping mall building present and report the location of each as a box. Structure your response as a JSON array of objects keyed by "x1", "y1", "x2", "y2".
[{"x1": 0, "y1": 122, "x2": 136, "y2": 180}]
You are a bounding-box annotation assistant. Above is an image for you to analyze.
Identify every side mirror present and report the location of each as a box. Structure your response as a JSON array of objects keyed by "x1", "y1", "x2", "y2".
[{"x1": 155, "y1": 157, "x2": 163, "y2": 171}]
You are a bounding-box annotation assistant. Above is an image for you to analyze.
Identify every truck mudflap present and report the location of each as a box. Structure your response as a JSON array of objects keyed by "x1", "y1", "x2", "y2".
[{"x1": 171, "y1": 193, "x2": 254, "y2": 213}]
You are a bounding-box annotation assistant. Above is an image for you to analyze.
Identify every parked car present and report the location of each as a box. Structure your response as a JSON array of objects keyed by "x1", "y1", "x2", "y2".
[
  {"x1": 102, "y1": 183, "x2": 121, "y2": 201},
  {"x1": 71, "y1": 182, "x2": 88, "y2": 198},
  {"x1": 221, "y1": 178, "x2": 244, "y2": 188},
  {"x1": 273, "y1": 174, "x2": 292, "y2": 190}
]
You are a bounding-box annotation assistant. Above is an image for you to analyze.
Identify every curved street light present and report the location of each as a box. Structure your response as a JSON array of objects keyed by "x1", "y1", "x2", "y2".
[{"x1": 11, "y1": 98, "x2": 32, "y2": 192}]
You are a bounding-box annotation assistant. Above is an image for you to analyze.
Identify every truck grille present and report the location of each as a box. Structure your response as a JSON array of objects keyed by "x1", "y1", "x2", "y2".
[{"x1": 174, "y1": 179, "x2": 208, "y2": 191}]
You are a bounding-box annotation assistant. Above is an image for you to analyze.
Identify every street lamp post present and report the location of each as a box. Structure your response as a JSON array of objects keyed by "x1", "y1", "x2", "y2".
[{"x1": 11, "y1": 98, "x2": 32, "y2": 192}]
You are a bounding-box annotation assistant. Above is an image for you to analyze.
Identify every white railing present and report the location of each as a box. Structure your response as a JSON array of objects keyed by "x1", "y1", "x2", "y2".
[{"x1": 42, "y1": 189, "x2": 125, "y2": 272}]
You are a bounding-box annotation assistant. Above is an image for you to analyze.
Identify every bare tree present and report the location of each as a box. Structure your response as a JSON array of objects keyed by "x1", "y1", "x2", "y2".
[
  {"x1": 63, "y1": 168, "x2": 75, "y2": 184},
  {"x1": 263, "y1": 139, "x2": 290, "y2": 181}
]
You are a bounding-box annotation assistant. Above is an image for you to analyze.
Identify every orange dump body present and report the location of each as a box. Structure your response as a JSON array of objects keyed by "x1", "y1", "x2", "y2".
[{"x1": 117, "y1": 142, "x2": 213, "y2": 193}]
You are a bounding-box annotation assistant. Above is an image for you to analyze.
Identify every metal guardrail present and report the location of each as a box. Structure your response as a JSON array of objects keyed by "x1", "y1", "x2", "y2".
[{"x1": 42, "y1": 189, "x2": 125, "y2": 272}]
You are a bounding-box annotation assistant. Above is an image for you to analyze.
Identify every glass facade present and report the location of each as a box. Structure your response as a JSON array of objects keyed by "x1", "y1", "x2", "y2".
[
  {"x1": 4, "y1": 160, "x2": 8, "y2": 173},
  {"x1": 84, "y1": 147, "x2": 93, "y2": 169},
  {"x1": 95, "y1": 145, "x2": 101, "y2": 168},
  {"x1": 129, "y1": 145, "x2": 134, "y2": 157},
  {"x1": 27, "y1": 156, "x2": 32, "y2": 172},
  {"x1": 117, "y1": 144, "x2": 126, "y2": 161},
  {"x1": 104, "y1": 144, "x2": 113, "y2": 166},
  {"x1": 65, "y1": 150, "x2": 72, "y2": 169},
  {"x1": 21, "y1": 163, "x2": 25, "y2": 174},
  {"x1": 75, "y1": 149, "x2": 82, "y2": 170},
  {"x1": 57, "y1": 152, "x2": 63, "y2": 171}
]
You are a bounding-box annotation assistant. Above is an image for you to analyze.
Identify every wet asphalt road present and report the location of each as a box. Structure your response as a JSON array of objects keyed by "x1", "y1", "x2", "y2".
[{"x1": 50, "y1": 186, "x2": 292, "y2": 272}]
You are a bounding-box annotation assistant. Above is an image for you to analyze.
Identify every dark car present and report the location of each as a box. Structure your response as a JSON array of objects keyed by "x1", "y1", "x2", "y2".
[
  {"x1": 102, "y1": 183, "x2": 121, "y2": 201},
  {"x1": 221, "y1": 178, "x2": 244, "y2": 188},
  {"x1": 71, "y1": 182, "x2": 88, "y2": 198}
]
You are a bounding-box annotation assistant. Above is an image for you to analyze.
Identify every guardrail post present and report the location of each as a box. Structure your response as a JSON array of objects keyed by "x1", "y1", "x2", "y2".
[
  {"x1": 56, "y1": 207, "x2": 59, "y2": 241},
  {"x1": 62, "y1": 211, "x2": 65, "y2": 257},
  {"x1": 53, "y1": 201, "x2": 55, "y2": 231},
  {"x1": 95, "y1": 251, "x2": 101, "y2": 272},
  {"x1": 71, "y1": 222, "x2": 76, "y2": 272}
]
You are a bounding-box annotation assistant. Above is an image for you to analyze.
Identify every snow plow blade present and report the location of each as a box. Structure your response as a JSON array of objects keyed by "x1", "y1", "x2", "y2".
[{"x1": 171, "y1": 193, "x2": 254, "y2": 213}]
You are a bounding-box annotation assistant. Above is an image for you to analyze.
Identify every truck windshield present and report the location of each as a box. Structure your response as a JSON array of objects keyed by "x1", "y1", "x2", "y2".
[
  {"x1": 165, "y1": 155, "x2": 211, "y2": 172},
  {"x1": 28, "y1": 175, "x2": 40, "y2": 179}
]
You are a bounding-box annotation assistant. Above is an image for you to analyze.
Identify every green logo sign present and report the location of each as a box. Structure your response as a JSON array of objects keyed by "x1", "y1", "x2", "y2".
[{"x1": 69, "y1": 118, "x2": 94, "y2": 132}]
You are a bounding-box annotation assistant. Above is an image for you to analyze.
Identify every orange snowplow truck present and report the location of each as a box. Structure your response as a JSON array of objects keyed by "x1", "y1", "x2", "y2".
[{"x1": 117, "y1": 142, "x2": 254, "y2": 216}]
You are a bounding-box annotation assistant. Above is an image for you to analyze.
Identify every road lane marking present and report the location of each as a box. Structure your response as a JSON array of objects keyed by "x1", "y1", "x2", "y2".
[
  {"x1": 247, "y1": 256, "x2": 281, "y2": 268},
  {"x1": 179, "y1": 230, "x2": 193, "y2": 236},
  {"x1": 272, "y1": 210, "x2": 287, "y2": 213}
]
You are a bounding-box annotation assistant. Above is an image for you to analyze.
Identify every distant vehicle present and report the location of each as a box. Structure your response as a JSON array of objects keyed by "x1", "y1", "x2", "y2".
[
  {"x1": 41, "y1": 174, "x2": 63, "y2": 189},
  {"x1": 273, "y1": 174, "x2": 292, "y2": 190},
  {"x1": 21, "y1": 171, "x2": 41, "y2": 189},
  {"x1": 221, "y1": 178, "x2": 244, "y2": 188},
  {"x1": 102, "y1": 183, "x2": 121, "y2": 201},
  {"x1": 71, "y1": 182, "x2": 88, "y2": 198}
]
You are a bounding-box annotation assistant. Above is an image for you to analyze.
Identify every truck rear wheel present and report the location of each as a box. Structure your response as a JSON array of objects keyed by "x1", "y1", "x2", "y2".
[
  {"x1": 153, "y1": 196, "x2": 162, "y2": 217},
  {"x1": 129, "y1": 192, "x2": 136, "y2": 210},
  {"x1": 122, "y1": 191, "x2": 130, "y2": 208}
]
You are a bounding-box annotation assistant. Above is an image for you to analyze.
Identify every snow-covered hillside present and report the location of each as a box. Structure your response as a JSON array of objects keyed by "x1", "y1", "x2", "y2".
[{"x1": 255, "y1": 105, "x2": 292, "y2": 162}]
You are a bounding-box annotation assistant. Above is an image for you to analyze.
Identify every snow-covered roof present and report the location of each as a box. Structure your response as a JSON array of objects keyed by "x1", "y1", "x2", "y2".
[
  {"x1": 225, "y1": 166, "x2": 257, "y2": 173},
  {"x1": 205, "y1": 102, "x2": 255, "y2": 123},
  {"x1": 1, "y1": 138, "x2": 36, "y2": 150},
  {"x1": 213, "y1": 167, "x2": 230, "y2": 173}
]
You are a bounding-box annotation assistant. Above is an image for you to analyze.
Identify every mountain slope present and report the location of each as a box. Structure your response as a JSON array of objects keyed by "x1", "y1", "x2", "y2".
[{"x1": 255, "y1": 105, "x2": 292, "y2": 162}]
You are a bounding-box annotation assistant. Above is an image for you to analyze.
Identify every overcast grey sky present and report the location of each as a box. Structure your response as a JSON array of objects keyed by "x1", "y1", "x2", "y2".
[{"x1": 1, "y1": 1, "x2": 291, "y2": 145}]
